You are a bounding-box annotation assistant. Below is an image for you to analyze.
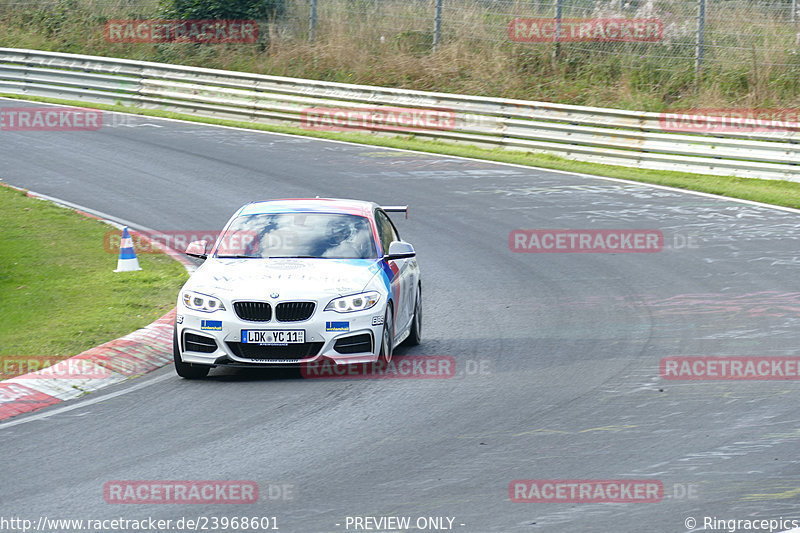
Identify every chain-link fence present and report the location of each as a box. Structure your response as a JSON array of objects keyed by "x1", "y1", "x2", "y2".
[
  {"x1": 281, "y1": 0, "x2": 799, "y2": 74},
  {"x1": 0, "y1": 0, "x2": 798, "y2": 106},
  {"x1": 4, "y1": 0, "x2": 796, "y2": 72}
]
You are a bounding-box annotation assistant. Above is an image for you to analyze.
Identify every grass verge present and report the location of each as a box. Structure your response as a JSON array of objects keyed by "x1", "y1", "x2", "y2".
[
  {"x1": 2, "y1": 93, "x2": 799, "y2": 210},
  {"x1": 0, "y1": 184, "x2": 188, "y2": 365}
]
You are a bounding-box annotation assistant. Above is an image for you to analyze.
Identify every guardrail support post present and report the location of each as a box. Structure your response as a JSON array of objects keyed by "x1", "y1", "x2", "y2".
[
  {"x1": 309, "y1": 0, "x2": 318, "y2": 43},
  {"x1": 433, "y1": 0, "x2": 443, "y2": 52}
]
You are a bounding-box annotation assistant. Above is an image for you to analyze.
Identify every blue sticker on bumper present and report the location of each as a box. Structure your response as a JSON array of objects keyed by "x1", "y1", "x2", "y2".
[
  {"x1": 326, "y1": 321, "x2": 350, "y2": 332},
  {"x1": 201, "y1": 320, "x2": 222, "y2": 331}
]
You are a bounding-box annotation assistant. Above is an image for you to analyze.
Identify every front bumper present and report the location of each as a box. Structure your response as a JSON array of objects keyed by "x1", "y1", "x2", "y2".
[{"x1": 176, "y1": 304, "x2": 385, "y2": 367}]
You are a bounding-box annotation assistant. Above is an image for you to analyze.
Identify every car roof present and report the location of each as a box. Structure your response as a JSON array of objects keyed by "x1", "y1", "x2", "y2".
[{"x1": 238, "y1": 198, "x2": 376, "y2": 218}]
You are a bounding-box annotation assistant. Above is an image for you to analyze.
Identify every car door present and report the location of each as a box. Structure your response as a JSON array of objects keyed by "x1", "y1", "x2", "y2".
[{"x1": 375, "y1": 209, "x2": 415, "y2": 336}]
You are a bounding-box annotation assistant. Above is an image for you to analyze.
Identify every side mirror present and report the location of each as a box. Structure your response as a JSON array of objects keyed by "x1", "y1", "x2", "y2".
[
  {"x1": 185, "y1": 240, "x2": 208, "y2": 259},
  {"x1": 384, "y1": 241, "x2": 416, "y2": 261}
]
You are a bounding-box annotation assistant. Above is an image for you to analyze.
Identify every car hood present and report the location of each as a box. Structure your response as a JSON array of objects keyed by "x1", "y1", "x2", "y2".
[{"x1": 185, "y1": 257, "x2": 384, "y2": 300}]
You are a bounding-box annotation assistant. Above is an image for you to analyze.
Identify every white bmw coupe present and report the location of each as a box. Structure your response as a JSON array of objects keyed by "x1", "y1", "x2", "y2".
[{"x1": 173, "y1": 198, "x2": 421, "y2": 378}]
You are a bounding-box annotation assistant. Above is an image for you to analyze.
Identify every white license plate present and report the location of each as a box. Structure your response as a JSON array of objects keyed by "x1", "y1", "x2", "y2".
[{"x1": 241, "y1": 329, "x2": 305, "y2": 345}]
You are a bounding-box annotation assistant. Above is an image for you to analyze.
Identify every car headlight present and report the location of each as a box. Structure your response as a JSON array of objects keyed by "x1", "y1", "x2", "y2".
[
  {"x1": 182, "y1": 291, "x2": 226, "y2": 313},
  {"x1": 325, "y1": 291, "x2": 380, "y2": 313}
]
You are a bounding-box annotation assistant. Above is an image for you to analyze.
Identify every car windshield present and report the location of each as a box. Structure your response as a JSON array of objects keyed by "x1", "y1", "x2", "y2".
[{"x1": 215, "y1": 212, "x2": 378, "y2": 259}]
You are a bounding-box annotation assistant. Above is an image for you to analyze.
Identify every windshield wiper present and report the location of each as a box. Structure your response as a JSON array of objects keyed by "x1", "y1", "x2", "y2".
[
  {"x1": 267, "y1": 255, "x2": 319, "y2": 259},
  {"x1": 216, "y1": 254, "x2": 260, "y2": 259}
]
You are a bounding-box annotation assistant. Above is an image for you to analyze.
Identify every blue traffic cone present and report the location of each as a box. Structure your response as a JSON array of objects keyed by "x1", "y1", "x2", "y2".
[{"x1": 114, "y1": 227, "x2": 142, "y2": 272}]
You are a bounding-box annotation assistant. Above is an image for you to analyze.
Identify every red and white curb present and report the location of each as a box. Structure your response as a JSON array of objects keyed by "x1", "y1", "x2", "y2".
[
  {"x1": 0, "y1": 181, "x2": 192, "y2": 421},
  {"x1": 0, "y1": 310, "x2": 175, "y2": 421}
]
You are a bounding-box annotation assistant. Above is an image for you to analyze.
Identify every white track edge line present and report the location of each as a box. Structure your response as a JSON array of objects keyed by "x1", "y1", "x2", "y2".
[{"x1": 0, "y1": 373, "x2": 173, "y2": 429}]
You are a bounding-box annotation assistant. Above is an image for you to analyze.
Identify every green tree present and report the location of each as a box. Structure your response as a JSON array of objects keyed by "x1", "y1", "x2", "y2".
[{"x1": 159, "y1": 0, "x2": 285, "y2": 21}]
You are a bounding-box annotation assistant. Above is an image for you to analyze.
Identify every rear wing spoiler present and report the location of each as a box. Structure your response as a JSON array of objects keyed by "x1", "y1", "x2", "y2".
[{"x1": 381, "y1": 205, "x2": 409, "y2": 219}]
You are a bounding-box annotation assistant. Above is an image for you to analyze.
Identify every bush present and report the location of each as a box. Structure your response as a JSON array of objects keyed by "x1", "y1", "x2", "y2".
[{"x1": 159, "y1": 0, "x2": 285, "y2": 21}]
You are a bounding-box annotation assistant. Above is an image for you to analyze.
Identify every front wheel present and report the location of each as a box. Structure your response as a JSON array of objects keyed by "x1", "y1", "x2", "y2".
[
  {"x1": 378, "y1": 306, "x2": 394, "y2": 363},
  {"x1": 404, "y1": 285, "x2": 422, "y2": 346},
  {"x1": 173, "y1": 326, "x2": 210, "y2": 379}
]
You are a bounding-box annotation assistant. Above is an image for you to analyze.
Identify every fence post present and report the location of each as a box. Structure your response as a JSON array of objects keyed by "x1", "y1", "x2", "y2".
[
  {"x1": 792, "y1": 0, "x2": 797, "y2": 24},
  {"x1": 309, "y1": 0, "x2": 317, "y2": 43},
  {"x1": 433, "y1": 0, "x2": 443, "y2": 51},
  {"x1": 695, "y1": 0, "x2": 706, "y2": 79},
  {"x1": 553, "y1": 0, "x2": 562, "y2": 60}
]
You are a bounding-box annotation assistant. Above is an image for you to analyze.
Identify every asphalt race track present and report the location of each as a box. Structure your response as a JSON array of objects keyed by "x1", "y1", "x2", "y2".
[{"x1": 2, "y1": 100, "x2": 800, "y2": 532}]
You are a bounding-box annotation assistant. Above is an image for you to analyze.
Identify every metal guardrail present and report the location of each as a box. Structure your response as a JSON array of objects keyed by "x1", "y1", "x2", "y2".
[{"x1": 0, "y1": 48, "x2": 797, "y2": 181}]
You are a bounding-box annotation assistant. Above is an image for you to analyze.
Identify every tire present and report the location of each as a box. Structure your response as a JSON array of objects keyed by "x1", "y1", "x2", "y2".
[
  {"x1": 378, "y1": 306, "x2": 394, "y2": 363},
  {"x1": 404, "y1": 284, "x2": 422, "y2": 346},
  {"x1": 173, "y1": 326, "x2": 210, "y2": 379}
]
